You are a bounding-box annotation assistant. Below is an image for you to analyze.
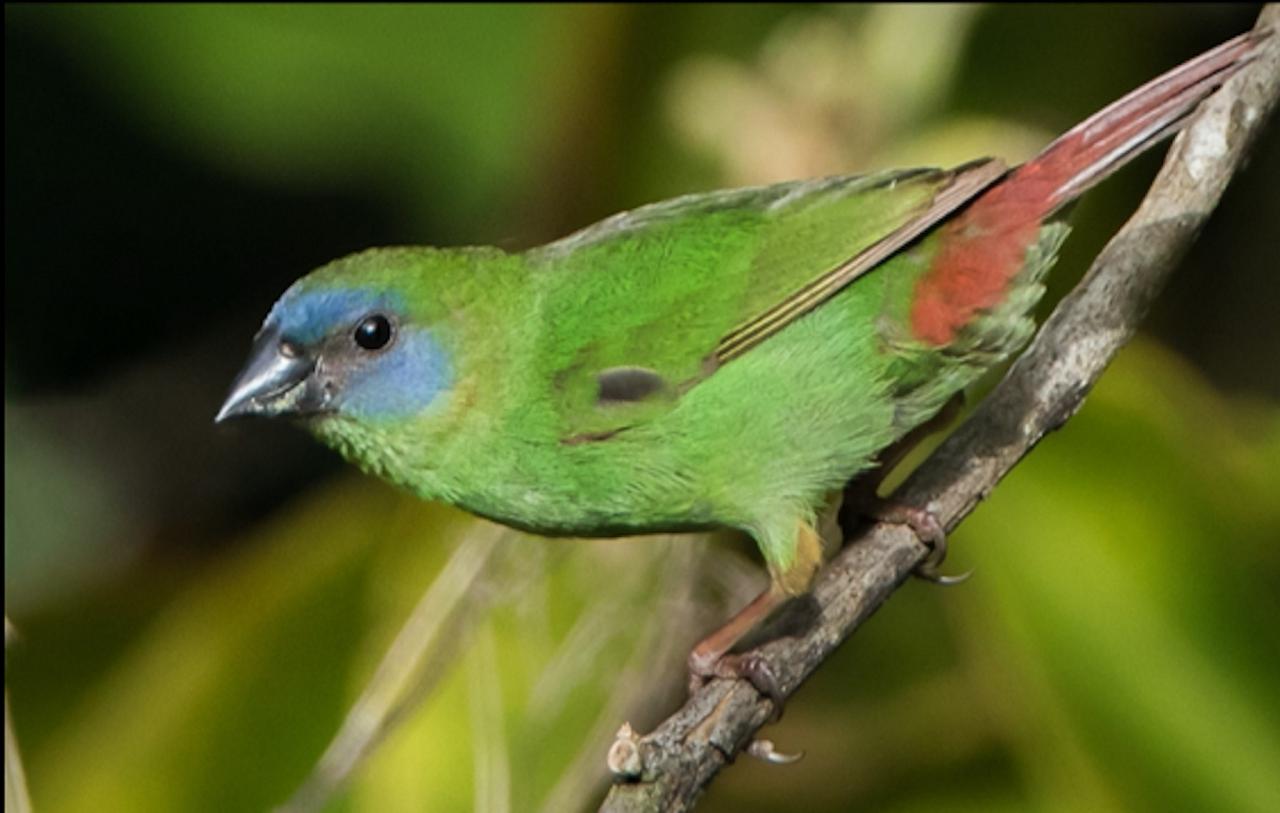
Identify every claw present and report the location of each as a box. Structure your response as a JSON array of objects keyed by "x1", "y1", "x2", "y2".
[
  {"x1": 689, "y1": 646, "x2": 788, "y2": 721},
  {"x1": 915, "y1": 560, "x2": 974, "y2": 586},
  {"x1": 724, "y1": 651, "x2": 785, "y2": 712},
  {"x1": 911, "y1": 525, "x2": 973, "y2": 585},
  {"x1": 746, "y1": 738, "x2": 804, "y2": 765},
  {"x1": 689, "y1": 649, "x2": 788, "y2": 720},
  {"x1": 867, "y1": 498, "x2": 970, "y2": 585}
]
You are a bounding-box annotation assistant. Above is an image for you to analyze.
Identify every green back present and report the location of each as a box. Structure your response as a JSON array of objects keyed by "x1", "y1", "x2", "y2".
[{"x1": 523, "y1": 169, "x2": 945, "y2": 440}]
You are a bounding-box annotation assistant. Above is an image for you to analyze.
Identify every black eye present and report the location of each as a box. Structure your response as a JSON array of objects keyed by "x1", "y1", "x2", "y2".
[{"x1": 354, "y1": 314, "x2": 393, "y2": 350}]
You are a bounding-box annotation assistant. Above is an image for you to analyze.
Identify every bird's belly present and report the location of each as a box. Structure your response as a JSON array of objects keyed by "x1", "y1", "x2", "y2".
[{"x1": 451, "y1": 472, "x2": 717, "y2": 538}]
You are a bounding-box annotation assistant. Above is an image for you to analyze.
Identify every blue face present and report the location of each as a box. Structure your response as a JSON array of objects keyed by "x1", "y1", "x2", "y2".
[{"x1": 266, "y1": 284, "x2": 453, "y2": 422}]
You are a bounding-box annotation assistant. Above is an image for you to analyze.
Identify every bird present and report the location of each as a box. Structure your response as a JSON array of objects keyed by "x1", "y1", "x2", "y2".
[{"x1": 218, "y1": 32, "x2": 1262, "y2": 694}]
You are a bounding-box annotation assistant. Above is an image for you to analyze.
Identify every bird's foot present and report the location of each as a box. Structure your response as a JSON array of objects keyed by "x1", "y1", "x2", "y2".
[
  {"x1": 686, "y1": 582, "x2": 789, "y2": 700},
  {"x1": 867, "y1": 498, "x2": 970, "y2": 585},
  {"x1": 688, "y1": 647, "x2": 786, "y2": 719}
]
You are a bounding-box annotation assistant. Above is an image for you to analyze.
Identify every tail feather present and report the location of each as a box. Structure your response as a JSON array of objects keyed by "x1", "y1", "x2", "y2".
[
  {"x1": 909, "y1": 29, "x2": 1266, "y2": 346},
  {"x1": 1038, "y1": 30, "x2": 1262, "y2": 209}
]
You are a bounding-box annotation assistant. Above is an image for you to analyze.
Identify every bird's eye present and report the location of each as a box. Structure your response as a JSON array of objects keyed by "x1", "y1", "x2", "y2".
[{"x1": 354, "y1": 314, "x2": 393, "y2": 351}]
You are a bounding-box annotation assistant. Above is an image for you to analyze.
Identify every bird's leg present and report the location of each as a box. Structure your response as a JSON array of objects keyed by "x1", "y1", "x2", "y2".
[
  {"x1": 841, "y1": 393, "x2": 968, "y2": 583},
  {"x1": 686, "y1": 582, "x2": 790, "y2": 700},
  {"x1": 687, "y1": 520, "x2": 824, "y2": 704}
]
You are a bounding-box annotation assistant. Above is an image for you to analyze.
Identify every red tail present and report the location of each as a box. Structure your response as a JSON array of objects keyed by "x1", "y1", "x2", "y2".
[{"x1": 910, "y1": 31, "x2": 1264, "y2": 346}]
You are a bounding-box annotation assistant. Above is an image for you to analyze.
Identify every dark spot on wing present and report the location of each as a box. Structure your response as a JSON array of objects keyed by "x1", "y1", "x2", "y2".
[{"x1": 597, "y1": 366, "x2": 668, "y2": 404}]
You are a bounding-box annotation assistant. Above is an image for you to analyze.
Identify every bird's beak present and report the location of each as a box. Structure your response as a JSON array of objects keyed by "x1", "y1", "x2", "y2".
[{"x1": 215, "y1": 326, "x2": 318, "y2": 423}]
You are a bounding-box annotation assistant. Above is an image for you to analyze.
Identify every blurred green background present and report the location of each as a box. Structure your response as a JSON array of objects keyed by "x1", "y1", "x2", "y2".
[{"x1": 5, "y1": 4, "x2": 1278, "y2": 812}]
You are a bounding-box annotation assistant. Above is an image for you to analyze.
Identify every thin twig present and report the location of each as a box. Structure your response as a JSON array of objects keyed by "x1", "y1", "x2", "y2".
[
  {"x1": 599, "y1": 8, "x2": 1280, "y2": 811},
  {"x1": 278, "y1": 524, "x2": 507, "y2": 813},
  {"x1": 468, "y1": 623, "x2": 512, "y2": 813},
  {"x1": 5, "y1": 618, "x2": 34, "y2": 813},
  {"x1": 536, "y1": 539, "x2": 701, "y2": 813}
]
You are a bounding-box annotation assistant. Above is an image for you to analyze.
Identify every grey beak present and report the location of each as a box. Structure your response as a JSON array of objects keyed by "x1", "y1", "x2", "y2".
[{"x1": 215, "y1": 327, "x2": 316, "y2": 423}]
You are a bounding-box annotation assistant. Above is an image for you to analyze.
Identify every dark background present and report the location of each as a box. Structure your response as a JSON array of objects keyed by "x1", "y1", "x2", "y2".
[{"x1": 6, "y1": 5, "x2": 1278, "y2": 812}]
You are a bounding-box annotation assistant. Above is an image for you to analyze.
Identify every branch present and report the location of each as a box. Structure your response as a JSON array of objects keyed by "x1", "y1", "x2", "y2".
[{"x1": 600, "y1": 8, "x2": 1280, "y2": 811}]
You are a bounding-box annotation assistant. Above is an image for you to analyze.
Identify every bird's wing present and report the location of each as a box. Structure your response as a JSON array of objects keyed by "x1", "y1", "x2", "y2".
[{"x1": 525, "y1": 159, "x2": 1006, "y2": 443}]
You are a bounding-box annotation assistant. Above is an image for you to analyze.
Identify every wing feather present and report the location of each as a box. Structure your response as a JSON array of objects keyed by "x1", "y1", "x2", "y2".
[
  {"x1": 709, "y1": 158, "x2": 1006, "y2": 367},
  {"x1": 525, "y1": 161, "x2": 1006, "y2": 442}
]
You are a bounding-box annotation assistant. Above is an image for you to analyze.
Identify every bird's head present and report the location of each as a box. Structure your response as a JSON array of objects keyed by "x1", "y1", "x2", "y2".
[{"x1": 216, "y1": 249, "x2": 456, "y2": 429}]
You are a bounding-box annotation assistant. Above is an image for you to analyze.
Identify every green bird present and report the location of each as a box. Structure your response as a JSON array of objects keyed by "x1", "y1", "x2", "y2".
[{"x1": 218, "y1": 34, "x2": 1258, "y2": 690}]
